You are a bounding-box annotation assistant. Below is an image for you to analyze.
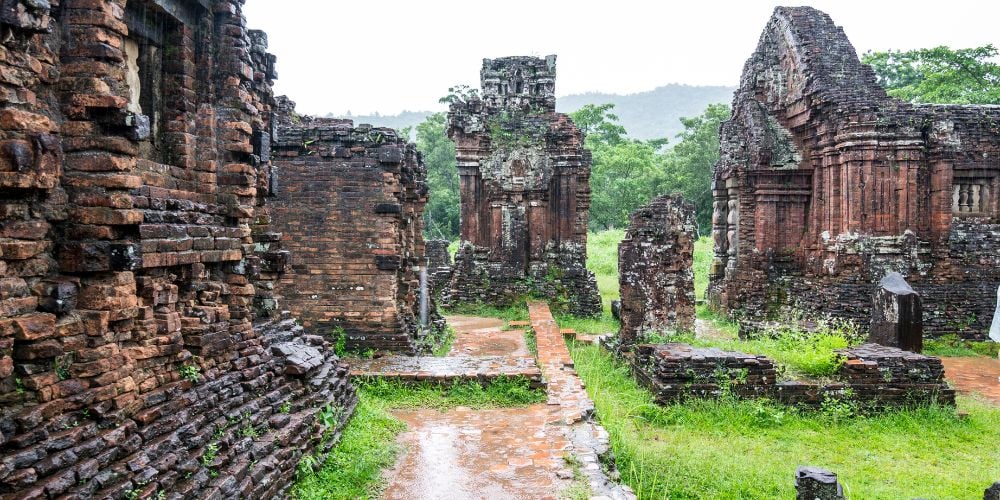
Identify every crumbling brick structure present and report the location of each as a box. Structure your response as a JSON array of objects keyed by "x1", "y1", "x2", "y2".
[
  {"x1": 708, "y1": 7, "x2": 1000, "y2": 340},
  {"x1": 269, "y1": 98, "x2": 430, "y2": 353},
  {"x1": 444, "y1": 56, "x2": 602, "y2": 316},
  {"x1": 633, "y1": 343, "x2": 955, "y2": 409},
  {"x1": 618, "y1": 194, "x2": 697, "y2": 348},
  {"x1": 0, "y1": 1, "x2": 356, "y2": 497}
]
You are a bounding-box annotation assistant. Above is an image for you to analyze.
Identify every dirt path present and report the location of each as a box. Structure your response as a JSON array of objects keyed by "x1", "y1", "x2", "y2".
[
  {"x1": 942, "y1": 356, "x2": 1000, "y2": 405},
  {"x1": 380, "y1": 305, "x2": 634, "y2": 500}
]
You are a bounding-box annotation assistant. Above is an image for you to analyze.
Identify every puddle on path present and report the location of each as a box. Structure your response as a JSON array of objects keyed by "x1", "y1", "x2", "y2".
[{"x1": 382, "y1": 405, "x2": 571, "y2": 500}]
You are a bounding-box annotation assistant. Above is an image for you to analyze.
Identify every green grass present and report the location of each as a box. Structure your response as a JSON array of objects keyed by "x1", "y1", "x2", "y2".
[
  {"x1": 292, "y1": 377, "x2": 545, "y2": 499},
  {"x1": 693, "y1": 236, "x2": 712, "y2": 300},
  {"x1": 586, "y1": 229, "x2": 624, "y2": 313},
  {"x1": 441, "y1": 301, "x2": 528, "y2": 322},
  {"x1": 569, "y1": 341, "x2": 1000, "y2": 500},
  {"x1": 924, "y1": 334, "x2": 1000, "y2": 358}
]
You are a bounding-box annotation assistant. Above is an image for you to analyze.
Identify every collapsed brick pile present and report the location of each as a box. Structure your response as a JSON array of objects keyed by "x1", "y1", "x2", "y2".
[
  {"x1": 633, "y1": 343, "x2": 955, "y2": 408},
  {"x1": 632, "y1": 344, "x2": 777, "y2": 400},
  {"x1": 0, "y1": 1, "x2": 359, "y2": 497},
  {"x1": 425, "y1": 239, "x2": 453, "y2": 301},
  {"x1": 443, "y1": 56, "x2": 602, "y2": 316},
  {"x1": 618, "y1": 194, "x2": 697, "y2": 348},
  {"x1": 269, "y1": 98, "x2": 430, "y2": 353},
  {"x1": 708, "y1": 6, "x2": 1000, "y2": 340}
]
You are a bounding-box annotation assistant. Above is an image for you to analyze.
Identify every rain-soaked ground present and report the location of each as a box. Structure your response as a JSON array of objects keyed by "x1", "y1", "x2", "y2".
[
  {"x1": 941, "y1": 356, "x2": 1000, "y2": 405},
  {"x1": 375, "y1": 304, "x2": 634, "y2": 500}
]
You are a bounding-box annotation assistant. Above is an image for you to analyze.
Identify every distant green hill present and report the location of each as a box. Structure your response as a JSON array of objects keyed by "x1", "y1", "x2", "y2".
[
  {"x1": 331, "y1": 84, "x2": 736, "y2": 143},
  {"x1": 556, "y1": 84, "x2": 735, "y2": 141}
]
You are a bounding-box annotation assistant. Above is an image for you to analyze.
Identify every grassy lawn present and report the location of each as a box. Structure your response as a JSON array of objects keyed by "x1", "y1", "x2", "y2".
[
  {"x1": 292, "y1": 377, "x2": 545, "y2": 499},
  {"x1": 569, "y1": 341, "x2": 1000, "y2": 499}
]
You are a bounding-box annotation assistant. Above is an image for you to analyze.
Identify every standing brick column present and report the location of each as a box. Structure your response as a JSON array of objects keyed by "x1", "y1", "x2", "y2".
[{"x1": 618, "y1": 195, "x2": 696, "y2": 348}]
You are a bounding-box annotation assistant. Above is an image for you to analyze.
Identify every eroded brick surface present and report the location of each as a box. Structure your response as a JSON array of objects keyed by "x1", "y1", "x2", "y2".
[
  {"x1": 618, "y1": 194, "x2": 697, "y2": 348},
  {"x1": 443, "y1": 57, "x2": 602, "y2": 316},
  {"x1": 708, "y1": 7, "x2": 1000, "y2": 340},
  {"x1": 0, "y1": 2, "x2": 357, "y2": 497},
  {"x1": 269, "y1": 97, "x2": 430, "y2": 353}
]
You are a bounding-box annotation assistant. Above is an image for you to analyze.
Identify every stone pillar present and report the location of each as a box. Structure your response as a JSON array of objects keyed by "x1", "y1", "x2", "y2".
[
  {"x1": 794, "y1": 467, "x2": 845, "y2": 500},
  {"x1": 870, "y1": 272, "x2": 923, "y2": 353},
  {"x1": 618, "y1": 195, "x2": 696, "y2": 348}
]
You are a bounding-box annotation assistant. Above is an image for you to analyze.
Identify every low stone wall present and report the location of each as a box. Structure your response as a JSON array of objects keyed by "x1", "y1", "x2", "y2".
[{"x1": 632, "y1": 343, "x2": 955, "y2": 408}]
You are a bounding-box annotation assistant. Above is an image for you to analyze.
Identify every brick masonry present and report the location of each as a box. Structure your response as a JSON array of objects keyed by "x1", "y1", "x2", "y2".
[
  {"x1": 0, "y1": 1, "x2": 358, "y2": 497},
  {"x1": 618, "y1": 194, "x2": 697, "y2": 348},
  {"x1": 707, "y1": 7, "x2": 1000, "y2": 340},
  {"x1": 443, "y1": 56, "x2": 602, "y2": 316},
  {"x1": 269, "y1": 97, "x2": 431, "y2": 354},
  {"x1": 633, "y1": 343, "x2": 955, "y2": 409}
]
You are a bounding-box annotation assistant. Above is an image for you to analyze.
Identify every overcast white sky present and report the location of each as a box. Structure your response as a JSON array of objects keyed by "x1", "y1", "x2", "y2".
[{"x1": 243, "y1": 1, "x2": 1000, "y2": 116}]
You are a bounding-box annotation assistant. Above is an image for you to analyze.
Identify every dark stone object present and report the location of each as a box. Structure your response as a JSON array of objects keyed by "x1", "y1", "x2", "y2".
[
  {"x1": 109, "y1": 243, "x2": 142, "y2": 271},
  {"x1": 374, "y1": 203, "x2": 402, "y2": 214},
  {"x1": 985, "y1": 481, "x2": 1000, "y2": 500},
  {"x1": 611, "y1": 300, "x2": 621, "y2": 321},
  {"x1": 375, "y1": 255, "x2": 402, "y2": 271},
  {"x1": 795, "y1": 466, "x2": 845, "y2": 500},
  {"x1": 125, "y1": 113, "x2": 151, "y2": 141},
  {"x1": 870, "y1": 272, "x2": 923, "y2": 353}
]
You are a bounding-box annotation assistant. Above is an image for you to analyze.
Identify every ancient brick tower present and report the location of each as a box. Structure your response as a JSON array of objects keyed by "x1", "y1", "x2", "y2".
[
  {"x1": 445, "y1": 56, "x2": 602, "y2": 316},
  {"x1": 708, "y1": 7, "x2": 1000, "y2": 340}
]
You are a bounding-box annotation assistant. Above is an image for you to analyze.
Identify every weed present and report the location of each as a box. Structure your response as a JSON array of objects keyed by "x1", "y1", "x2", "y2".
[
  {"x1": 524, "y1": 327, "x2": 538, "y2": 358},
  {"x1": 179, "y1": 363, "x2": 201, "y2": 384},
  {"x1": 201, "y1": 443, "x2": 218, "y2": 467},
  {"x1": 316, "y1": 404, "x2": 345, "y2": 430},
  {"x1": 560, "y1": 454, "x2": 592, "y2": 500},
  {"x1": 53, "y1": 353, "x2": 73, "y2": 381},
  {"x1": 280, "y1": 402, "x2": 292, "y2": 414}
]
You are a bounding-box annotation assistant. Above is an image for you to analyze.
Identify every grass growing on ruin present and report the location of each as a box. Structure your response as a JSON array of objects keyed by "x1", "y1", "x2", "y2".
[
  {"x1": 292, "y1": 377, "x2": 545, "y2": 499},
  {"x1": 568, "y1": 341, "x2": 1000, "y2": 500},
  {"x1": 586, "y1": 229, "x2": 624, "y2": 312}
]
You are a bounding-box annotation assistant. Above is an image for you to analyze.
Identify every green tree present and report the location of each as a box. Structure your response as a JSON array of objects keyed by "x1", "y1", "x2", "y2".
[
  {"x1": 862, "y1": 45, "x2": 1000, "y2": 104},
  {"x1": 659, "y1": 103, "x2": 730, "y2": 235},
  {"x1": 570, "y1": 103, "x2": 628, "y2": 146},
  {"x1": 414, "y1": 113, "x2": 460, "y2": 240}
]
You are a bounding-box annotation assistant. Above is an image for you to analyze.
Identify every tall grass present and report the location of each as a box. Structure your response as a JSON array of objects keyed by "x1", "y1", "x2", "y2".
[{"x1": 569, "y1": 341, "x2": 1000, "y2": 500}]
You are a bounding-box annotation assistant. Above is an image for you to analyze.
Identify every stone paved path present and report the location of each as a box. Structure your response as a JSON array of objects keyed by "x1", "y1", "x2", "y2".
[
  {"x1": 942, "y1": 356, "x2": 1000, "y2": 405},
  {"x1": 379, "y1": 304, "x2": 634, "y2": 500},
  {"x1": 349, "y1": 315, "x2": 542, "y2": 386}
]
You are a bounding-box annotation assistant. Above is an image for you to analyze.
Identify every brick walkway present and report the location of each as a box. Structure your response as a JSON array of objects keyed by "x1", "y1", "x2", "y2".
[
  {"x1": 349, "y1": 315, "x2": 542, "y2": 387},
  {"x1": 376, "y1": 304, "x2": 634, "y2": 500}
]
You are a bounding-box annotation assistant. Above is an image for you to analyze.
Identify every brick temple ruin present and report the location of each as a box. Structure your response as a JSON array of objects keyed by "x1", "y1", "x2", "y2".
[
  {"x1": 269, "y1": 97, "x2": 431, "y2": 354},
  {"x1": 708, "y1": 6, "x2": 1000, "y2": 340},
  {"x1": 618, "y1": 194, "x2": 697, "y2": 348},
  {"x1": 0, "y1": 0, "x2": 443, "y2": 496},
  {"x1": 444, "y1": 56, "x2": 602, "y2": 316}
]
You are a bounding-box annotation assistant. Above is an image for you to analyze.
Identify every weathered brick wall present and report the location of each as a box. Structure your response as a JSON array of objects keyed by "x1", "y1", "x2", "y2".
[
  {"x1": 708, "y1": 7, "x2": 1000, "y2": 340},
  {"x1": 0, "y1": 2, "x2": 357, "y2": 497},
  {"x1": 270, "y1": 101, "x2": 430, "y2": 353},
  {"x1": 618, "y1": 195, "x2": 696, "y2": 348},
  {"x1": 443, "y1": 56, "x2": 602, "y2": 316},
  {"x1": 633, "y1": 343, "x2": 955, "y2": 409}
]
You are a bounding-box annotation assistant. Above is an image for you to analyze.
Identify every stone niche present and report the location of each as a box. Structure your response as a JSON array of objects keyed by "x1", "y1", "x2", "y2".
[
  {"x1": 269, "y1": 97, "x2": 431, "y2": 354},
  {"x1": 618, "y1": 194, "x2": 697, "y2": 349},
  {"x1": 707, "y1": 6, "x2": 1000, "y2": 340},
  {"x1": 0, "y1": 2, "x2": 356, "y2": 498},
  {"x1": 444, "y1": 55, "x2": 602, "y2": 316}
]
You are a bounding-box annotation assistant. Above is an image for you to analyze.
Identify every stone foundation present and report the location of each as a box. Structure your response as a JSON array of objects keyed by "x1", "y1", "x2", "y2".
[
  {"x1": 443, "y1": 56, "x2": 602, "y2": 316},
  {"x1": 633, "y1": 343, "x2": 955, "y2": 409},
  {"x1": 618, "y1": 195, "x2": 696, "y2": 348}
]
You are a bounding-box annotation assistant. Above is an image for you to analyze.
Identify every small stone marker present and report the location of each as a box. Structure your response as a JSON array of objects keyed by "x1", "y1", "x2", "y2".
[
  {"x1": 985, "y1": 481, "x2": 1000, "y2": 500},
  {"x1": 795, "y1": 466, "x2": 845, "y2": 500},
  {"x1": 870, "y1": 272, "x2": 923, "y2": 353},
  {"x1": 989, "y1": 285, "x2": 1000, "y2": 343}
]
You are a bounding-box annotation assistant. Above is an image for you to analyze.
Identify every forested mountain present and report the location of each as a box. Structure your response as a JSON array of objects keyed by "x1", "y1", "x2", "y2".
[{"x1": 329, "y1": 84, "x2": 736, "y2": 142}]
